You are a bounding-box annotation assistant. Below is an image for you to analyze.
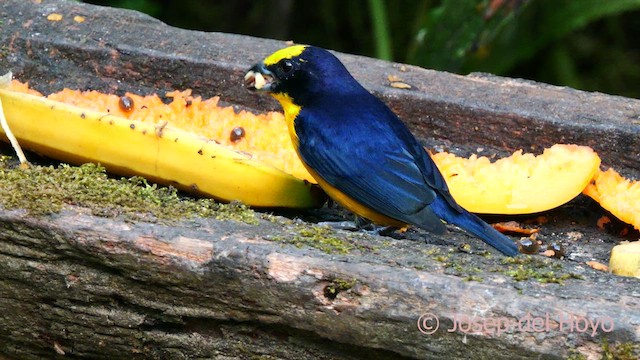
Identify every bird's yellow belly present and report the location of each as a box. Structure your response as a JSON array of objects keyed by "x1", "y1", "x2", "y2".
[
  {"x1": 305, "y1": 166, "x2": 407, "y2": 228},
  {"x1": 274, "y1": 92, "x2": 405, "y2": 227}
]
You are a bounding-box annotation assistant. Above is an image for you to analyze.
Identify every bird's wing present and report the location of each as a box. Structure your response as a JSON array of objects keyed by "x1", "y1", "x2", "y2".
[{"x1": 296, "y1": 108, "x2": 447, "y2": 232}]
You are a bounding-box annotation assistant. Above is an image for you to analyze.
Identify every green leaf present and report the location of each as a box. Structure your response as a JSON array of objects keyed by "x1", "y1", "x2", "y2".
[
  {"x1": 368, "y1": 0, "x2": 393, "y2": 60},
  {"x1": 405, "y1": 0, "x2": 527, "y2": 72},
  {"x1": 463, "y1": 0, "x2": 640, "y2": 74}
]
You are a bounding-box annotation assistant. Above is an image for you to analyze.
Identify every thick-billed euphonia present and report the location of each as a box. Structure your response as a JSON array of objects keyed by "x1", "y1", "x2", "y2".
[{"x1": 245, "y1": 45, "x2": 519, "y2": 256}]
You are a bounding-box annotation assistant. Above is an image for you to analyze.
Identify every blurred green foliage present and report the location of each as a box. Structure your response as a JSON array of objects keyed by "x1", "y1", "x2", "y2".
[{"x1": 83, "y1": 0, "x2": 640, "y2": 98}]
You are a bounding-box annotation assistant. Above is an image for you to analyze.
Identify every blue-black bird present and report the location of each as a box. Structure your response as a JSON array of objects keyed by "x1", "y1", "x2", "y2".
[{"x1": 245, "y1": 45, "x2": 519, "y2": 256}]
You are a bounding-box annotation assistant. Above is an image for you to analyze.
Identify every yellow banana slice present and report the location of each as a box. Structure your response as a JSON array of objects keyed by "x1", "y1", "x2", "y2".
[{"x1": 0, "y1": 81, "x2": 323, "y2": 208}]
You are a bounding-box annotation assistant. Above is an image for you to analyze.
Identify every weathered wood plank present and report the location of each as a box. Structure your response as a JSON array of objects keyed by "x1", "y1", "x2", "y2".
[{"x1": 1, "y1": 209, "x2": 638, "y2": 359}]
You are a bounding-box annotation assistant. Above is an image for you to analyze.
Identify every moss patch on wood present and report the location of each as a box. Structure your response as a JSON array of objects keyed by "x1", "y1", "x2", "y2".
[
  {"x1": 0, "y1": 155, "x2": 376, "y2": 255},
  {"x1": 0, "y1": 157, "x2": 257, "y2": 224},
  {"x1": 268, "y1": 224, "x2": 356, "y2": 254},
  {"x1": 497, "y1": 255, "x2": 584, "y2": 284},
  {"x1": 324, "y1": 277, "x2": 358, "y2": 299},
  {"x1": 567, "y1": 339, "x2": 639, "y2": 360}
]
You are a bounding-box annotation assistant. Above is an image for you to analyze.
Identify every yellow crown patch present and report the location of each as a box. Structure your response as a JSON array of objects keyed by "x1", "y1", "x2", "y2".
[{"x1": 264, "y1": 45, "x2": 308, "y2": 66}]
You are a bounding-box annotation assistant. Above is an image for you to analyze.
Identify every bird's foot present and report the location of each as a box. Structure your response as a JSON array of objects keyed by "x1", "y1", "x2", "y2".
[
  {"x1": 317, "y1": 220, "x2": 360, "y2": 231},
  {"x1": 318, "y1": 217, "x2": 398, "y2": 236}
]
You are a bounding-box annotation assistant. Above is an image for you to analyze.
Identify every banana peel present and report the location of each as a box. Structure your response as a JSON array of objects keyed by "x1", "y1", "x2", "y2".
[{"x1": 0, "y1": 78, "x2": 324, "y2": 208}]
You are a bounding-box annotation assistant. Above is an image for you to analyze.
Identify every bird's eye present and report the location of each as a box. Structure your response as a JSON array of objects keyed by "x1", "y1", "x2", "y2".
[{"x1": 279, "y1": 59, "x2": 294, "y2": 74}]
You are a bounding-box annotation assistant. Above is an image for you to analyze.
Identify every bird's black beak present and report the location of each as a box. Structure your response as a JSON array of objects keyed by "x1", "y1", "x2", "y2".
[{"x1": 244, "y1": 63, "x2": 276, "y2": 92}]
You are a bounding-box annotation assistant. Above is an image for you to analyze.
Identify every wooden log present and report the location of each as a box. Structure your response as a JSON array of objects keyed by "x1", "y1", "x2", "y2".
[
  {"x1": 2, "y1": 209, "x2": 638, "y2": 359},
  {"x1": 0, "y1": 1, "x2": 638, "y2": 359}
]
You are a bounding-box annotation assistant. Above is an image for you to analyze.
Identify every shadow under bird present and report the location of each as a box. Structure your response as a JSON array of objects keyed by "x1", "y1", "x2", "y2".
[{"x1": 244, "y1": 45, "x2": 520, "y2": 256}]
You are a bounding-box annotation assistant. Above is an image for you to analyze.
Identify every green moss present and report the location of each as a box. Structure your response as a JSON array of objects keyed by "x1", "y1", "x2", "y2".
[
  {"x1": 0, "y1": 158, "x2": 257, "y2": 224},
  {"x1": 504, "y1": 266, "x2": 573, "y2": 283},
  {"x1": 269, "y1": 224, "x2": 355, "y2": 254},
  {"x1": 417, "y1": 247, "x2": 583, "y2": 284},
  {"x1": 213, "y1": 201, "x2": 259, "y2": 224},
  {"x1": 422, "y1": 247, "x2": 441, "y2": 256},
  {"x1": 601, "y1": 338, "x2": 638, "y2": 360},
  {"x1": 463, "y1": 275, "x2": 483, "y2": 282},
  {"x1": 443, "y1": 259, "x2": 486, "y2": 281},
  {"x1": 567, "y1": 339, "x2": 638, "y2": 360},
  {"x1": 380, "y1": 239, "x2": 394, "y2": 247},
  {"x1": 496, "y1": 256, "x2": 584, "y2": 284},
  {"x1": 448, "y1": 262, "x2": 464, "y2": 272},
  {"x1": 500, "y1": 255, "x2": 561, "y2": 267},
  {"x1": 324, "y1": 277, "x2": 357, "y2": 298},
  {"x1": 420, "y1": 246, "x2": 488, "y2": 280},
  {"x1": 479, "y1": 251, "x2": 493, "y2": 259},
  {"x1": 332, "y1": 277, "x2": 357, "y2": 290}
]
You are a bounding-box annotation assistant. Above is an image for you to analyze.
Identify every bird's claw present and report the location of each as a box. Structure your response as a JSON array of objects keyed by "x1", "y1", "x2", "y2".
[{"x1": 318, "y1": 218, "x2": 397, "y2": 236}]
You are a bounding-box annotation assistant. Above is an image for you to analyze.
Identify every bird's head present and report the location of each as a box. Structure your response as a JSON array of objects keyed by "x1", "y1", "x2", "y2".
[{"x1": 244, "y1": 45, "x2": 357, "y2": 107}]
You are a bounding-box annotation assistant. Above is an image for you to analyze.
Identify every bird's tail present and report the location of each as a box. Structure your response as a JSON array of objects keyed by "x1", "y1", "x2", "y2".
[{"x1": 433, "y1": 199, "x2": 520, "y2": 256}]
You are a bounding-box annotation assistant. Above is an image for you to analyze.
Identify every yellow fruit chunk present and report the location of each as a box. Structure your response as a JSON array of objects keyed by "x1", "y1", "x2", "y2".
[
  {"x1": 2, "y1": 79, "x2": 606, "y2": 215},
  {"x1": 7, "y1": 80, "x2": 314, "y2": 182},
  {"x1": 0, "y1": 80, "x2": 322, "y2": 208},
  {"x1": 432, "y1": 144, "x2": 601, "y2": 214},
  {"x1": 47, "y1": 13, "x2": 63, "y2": 21},
  {"x1": 609, "y1": 241, "x2": 640, "y2": 278},
  {"x1": 583, "y1": 168, "x2": 640, "y2": 230},
  {"x1": 46, "y1": 87, "x2": 314, "y2": 183}
]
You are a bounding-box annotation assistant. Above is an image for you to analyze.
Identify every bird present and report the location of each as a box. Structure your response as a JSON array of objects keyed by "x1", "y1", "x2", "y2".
[{"x1": 244, "y1": 45, "x2": 520, "y2": 256}]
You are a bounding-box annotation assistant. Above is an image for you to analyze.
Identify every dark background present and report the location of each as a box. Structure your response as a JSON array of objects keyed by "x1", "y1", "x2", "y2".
[{"x1": 82, "y1": 0, "x2": 640, "y2": 99}]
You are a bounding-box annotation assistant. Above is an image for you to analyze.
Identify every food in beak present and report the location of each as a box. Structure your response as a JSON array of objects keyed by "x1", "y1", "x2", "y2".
[{"x1": 244, "y1": 71, "x2": 269, "y2": 91}]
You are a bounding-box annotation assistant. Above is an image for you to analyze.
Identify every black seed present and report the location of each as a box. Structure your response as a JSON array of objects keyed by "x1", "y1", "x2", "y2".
[
  {"x1": 129, "y1": 123, "x2": 135, "y2": 130},
  {"x1": 119, "y1": 95, "x2": 134, "y2": 112},
  {"x1": 230, "y1": 126, "x2": 245, "y2": 142}
]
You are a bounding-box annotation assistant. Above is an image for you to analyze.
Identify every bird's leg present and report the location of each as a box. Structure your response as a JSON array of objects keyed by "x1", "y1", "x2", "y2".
[
  {"x1": 355, "y1": 216, "x2": 403, "y2": 235},
  {"x1": 353, "y1": 215, "x2": 375, "y2": 230},
  {"x1": 319, "y1": 215, "x2": 397, "y2": 236},
  {"x1": 316, "y1": 220, "x2": 359, "y2": 231},
  {"x1": 376, "y1": 225, "x2": 400, "y2": 236}
]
